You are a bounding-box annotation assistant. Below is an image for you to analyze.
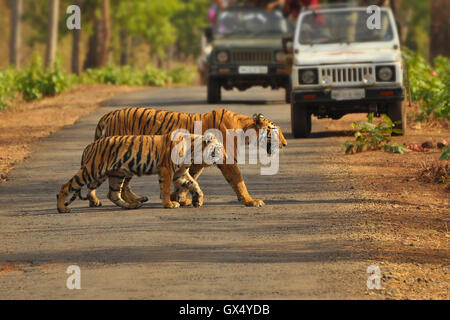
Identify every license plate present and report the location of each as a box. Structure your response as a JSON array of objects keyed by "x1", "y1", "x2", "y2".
[
  {"x1": 238, "y1": 66, "x2": 268, "y2": 74},
  {"x1": 331, "y1": 89, "x2": 365, "y2": 101}
]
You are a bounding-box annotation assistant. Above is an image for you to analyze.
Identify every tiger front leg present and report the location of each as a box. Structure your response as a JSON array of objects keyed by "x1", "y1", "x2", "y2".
[
  {"x1": 57, "y1": 181, "x2": 72, "y2": 213},
  {"x1": 170, "y1": 165, "x2": 204, "y2": 207},
  {"x1": 218, "y1": 163, "x2": 265, "y2": 207},
  {"x1": 57, "y1": 169, "x2": 87, "y2": 213},
  {"x1": 87, "y1": 188, "x2": 102, "y2": 207},
  {"x1": 173, "y1": 171, "x2": 204, "y2": 208},
  {"x1": 107, "y1": 175, "x2": 143, "y2": 210},
  {"x1": 159, "y1": 167, "x2": 180, "y2": 209}
]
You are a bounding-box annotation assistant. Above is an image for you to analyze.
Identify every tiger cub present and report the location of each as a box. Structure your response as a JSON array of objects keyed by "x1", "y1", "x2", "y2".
[{"x1": 57, "y1": 133, "x2": 223, "y2": 213}]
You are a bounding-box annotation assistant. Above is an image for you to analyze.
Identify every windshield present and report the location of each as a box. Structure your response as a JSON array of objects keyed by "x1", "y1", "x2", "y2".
[
  {"x1": 215, "y1": 9, "x2": 289, "y2": 36},
  {"x1": 299, "y1": 10, "x2": 394, "y2": 45}
]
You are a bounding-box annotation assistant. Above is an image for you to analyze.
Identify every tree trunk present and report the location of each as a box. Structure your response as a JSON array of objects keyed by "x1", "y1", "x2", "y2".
[
  {"x1": 45, "y1": 0, "x2": 60, "y2": 69},
  {"x1": 119, "y1": 29, "x2": 129, "y2": 66},
  {"x1": 430, "y1": 0, "x2": 450, "y2": 59},
  {"x1": 9, "y1": 0, "x2": 22, "y2": 68},
  {"x1": 97, "y1": 0, "x2": 111, "y2": 67},
  {"x1": 83, "y1": 0, "x2": 111, "y2": 69},
  {"x1": 71, "y1": 0, "x2": 81, "y2": 74},
  {"x1": 167, "y1": 44, "x2": 175, "y2": 70},
  {"x1": 71, "y1": 28, "x2": 81, "y2": 74}
]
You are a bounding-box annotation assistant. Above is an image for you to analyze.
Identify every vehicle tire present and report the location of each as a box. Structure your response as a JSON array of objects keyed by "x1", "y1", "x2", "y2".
[
  {"x1": 285, "y1": 80, "x2": 292, "y2": 104},
  {"x1": 207, "y1": 79, "x2": 221, "y2": 104},
  {"x1": 387, "y1": 100, "x2": 406, "y2": 136},
  {"x1": 291, "y1": 103, "x2": 311, "y2": 138}
]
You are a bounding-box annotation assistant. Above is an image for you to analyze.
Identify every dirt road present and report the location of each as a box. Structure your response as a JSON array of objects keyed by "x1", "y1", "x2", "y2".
[{"x1": 0, "y1": 87, "x2": 376, "y2": 299}]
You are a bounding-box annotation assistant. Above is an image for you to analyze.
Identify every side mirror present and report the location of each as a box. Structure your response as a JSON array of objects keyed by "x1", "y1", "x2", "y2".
[
  {"x1": 204, "y1": 27, "x2": 213, "y2": 43},
  {"x1": 282, "y1": 37, "x2": 293, "y2": 54}
]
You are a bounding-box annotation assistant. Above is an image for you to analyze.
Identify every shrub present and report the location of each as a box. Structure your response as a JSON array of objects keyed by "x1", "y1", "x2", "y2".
[
  {"x1": 16, "y1": 57, "x2": 70, "y2": 101},
  {"x1": 0, "y1": 68, "x2": 17, "y2": 110},
  {"x1": 167, "y1": 66, "x2": 193, "y2": 84},
  {"x1": 142, "y1": 66, "x2": 172, "y2": 86},
  {"x1": 404, "y1": 49, "x2": 450, "y2": 121},
  {"x1": 344, "y1": 113, "x2": 409, "y2": 154}
]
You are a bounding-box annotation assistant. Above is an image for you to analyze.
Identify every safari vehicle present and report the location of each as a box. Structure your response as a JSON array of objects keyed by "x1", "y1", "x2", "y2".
[
  {"x1": 290, "y1": 5, "x2": 406, "y2": 138},
  {"x1": 206, "y1": 7, "x2": 293, "y2": 104}
]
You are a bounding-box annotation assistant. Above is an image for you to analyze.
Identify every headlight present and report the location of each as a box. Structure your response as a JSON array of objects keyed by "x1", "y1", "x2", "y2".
[
  {"x1": 362, "y1": 73, "x2": 376, "y2": 86},
  {"x1": 216, "y1": 51, "x2": 229, "y2": 63},
  {"x1": 321, "y1": 75, "x2": 332, "y2": 87},
  {"x1": 275, "y1": 51, "x2": 286, "y2": 62},
  {"x1": 376, "y1": 66, "x2": 395, "y2": 82},
  {"x1": 299, "y1": 69, "x2": 318, "y2": 84}
]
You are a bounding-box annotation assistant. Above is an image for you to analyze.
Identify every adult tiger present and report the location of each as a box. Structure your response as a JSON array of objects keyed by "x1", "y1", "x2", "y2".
[
  {"x1": 91, "y1": 108, "x2": 288, "y2": 207},
  {"x1": 57, "y1": 133, "x2": 224, "y2": 213}
]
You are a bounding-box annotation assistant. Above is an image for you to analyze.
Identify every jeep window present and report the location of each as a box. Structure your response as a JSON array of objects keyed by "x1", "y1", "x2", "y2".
[
  {"x1": 215, "y1": 9, "x2": 289, "y2": 36},
  {"x1": 299, "y1": 10, "x2": 394, "y2": 45}
]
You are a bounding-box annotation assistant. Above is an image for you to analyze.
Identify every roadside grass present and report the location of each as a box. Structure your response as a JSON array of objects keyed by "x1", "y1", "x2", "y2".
[{"x1": 0, "y1": 57, "x2": 195, "y2": 111}]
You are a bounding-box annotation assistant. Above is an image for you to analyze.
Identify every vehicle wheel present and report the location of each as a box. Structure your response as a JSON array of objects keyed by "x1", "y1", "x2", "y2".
[
  {"x1": 291, "y1": 103, "x2": 311, "y2": 138},
  {"x1": 387, "y1": 100, "x2": 406, "y2": 136},
  {"x1": 207, "y1": 79, "x2": 221, "y2": 104},
  {"x1": 285, "y1": 80, "x2": 292, "y2": 104}
]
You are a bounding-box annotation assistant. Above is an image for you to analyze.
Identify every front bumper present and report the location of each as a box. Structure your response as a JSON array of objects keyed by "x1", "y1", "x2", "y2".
[
  {"x1": 209, "y1": 64, "x2": 290, "y2": 89},
  {"x1": 292, "y1": 87, "x2": 405, "y2": 117}
]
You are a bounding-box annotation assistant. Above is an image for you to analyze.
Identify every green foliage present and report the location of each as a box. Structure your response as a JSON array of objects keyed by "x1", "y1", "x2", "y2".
[
  {"x1": 0, "y1": 68, "x2": 17, "y2": 110},
  {"x1": 172, "y1": 0, "x2": 210, "y2": 57},
  {"x1": 113, "y1": 0, "x2": 210, "y2": 60},
  {"x1": 16, "y1": 57, "x2": 70, "y2": 101},
  {"x1": 404, "y1": 49, "x2": 450, "y2": 121},
  {"x1": 401, "y1": 0, "x2": 430, "y2": 59},
  {"x1": 166, "y1": 66, "x2": 194, "y2": 85},
  {"x1": 85, "y1": 65, "x2": 192, "y2": 86},
  {"x1": 344, "y1": 113, "x2": 409, "y2": 155},
  {"x1": 440, "y1": 146, "x2": 450, "y2": 161},
  {"x1": 142, "y1": 66, "x2": 172, "y2": 86},
  {"x1": 0, "y1": 58, "x2": 193, "y2": 111}
]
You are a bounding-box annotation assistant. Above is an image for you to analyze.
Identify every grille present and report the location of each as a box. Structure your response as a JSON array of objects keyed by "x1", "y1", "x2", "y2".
[
  {"x1": 231, "y1": 51, "x2": 272, "y2": 63},
  {"x1": 320, "y1": 66, "x2": 375, "y2": 84}
]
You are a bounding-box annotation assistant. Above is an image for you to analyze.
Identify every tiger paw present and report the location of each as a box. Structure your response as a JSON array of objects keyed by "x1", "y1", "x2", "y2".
[
  {"x1": 138, "y1": 196, "x2": 149, "y2": 203},
  {"x1": 244, "y1": 199, "x2": 265, "y2": 207},
  {"x1": 179, "y1": 198, "x2": 192, "y2": 207},
  {"x1": 57, "y1": 206, "x2": 71, "y2": 213},
  {"x1": 170, "y1": 193, "x2": 191, "y2": 206},
  {"x1": 128, "y1": 201, "x2": 143, "y2": 209},
  {"x1": 89, "y1": 199, "x2": 102, "y2": 207},
  {"x1": 192, "y1": 196, "x2": 203, "y2": 208},
  {"x1": 164, "y1": 201, "x2": 180, "y2": 209}
]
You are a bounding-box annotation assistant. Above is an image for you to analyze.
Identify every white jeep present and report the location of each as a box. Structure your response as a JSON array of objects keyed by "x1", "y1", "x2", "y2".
[{"x1": 290, "y1": 5, "x2": 405, "y2": 138}]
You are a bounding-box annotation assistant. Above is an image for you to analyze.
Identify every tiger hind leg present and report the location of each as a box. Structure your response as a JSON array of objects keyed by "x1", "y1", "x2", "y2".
[
  {"x1": 121, "y1": 177, "x2": 149, "y2": 204},
  {"x1": 107, "y1": 174, "x2": 143, "y2": 210}
]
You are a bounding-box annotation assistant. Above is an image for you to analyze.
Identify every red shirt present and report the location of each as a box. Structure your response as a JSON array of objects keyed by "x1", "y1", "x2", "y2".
[{"x1": 285, "y1": 0, "x2": 321, "y2": 19}]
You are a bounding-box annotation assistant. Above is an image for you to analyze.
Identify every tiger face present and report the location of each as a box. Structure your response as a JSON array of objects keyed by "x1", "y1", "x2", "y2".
[{"x1": 252, "y1": 113, "x2": 287, "y2": 155}]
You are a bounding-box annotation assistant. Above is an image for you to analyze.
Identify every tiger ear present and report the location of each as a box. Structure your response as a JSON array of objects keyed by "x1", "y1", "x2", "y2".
[{"x1": 253, "y1": 113, "x2": 264, "y2": 128}]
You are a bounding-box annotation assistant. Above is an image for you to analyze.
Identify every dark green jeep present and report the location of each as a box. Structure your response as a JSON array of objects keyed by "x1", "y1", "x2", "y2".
[{"x1": 206, "y1": 7, "x2": 292, "y2": 103}]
